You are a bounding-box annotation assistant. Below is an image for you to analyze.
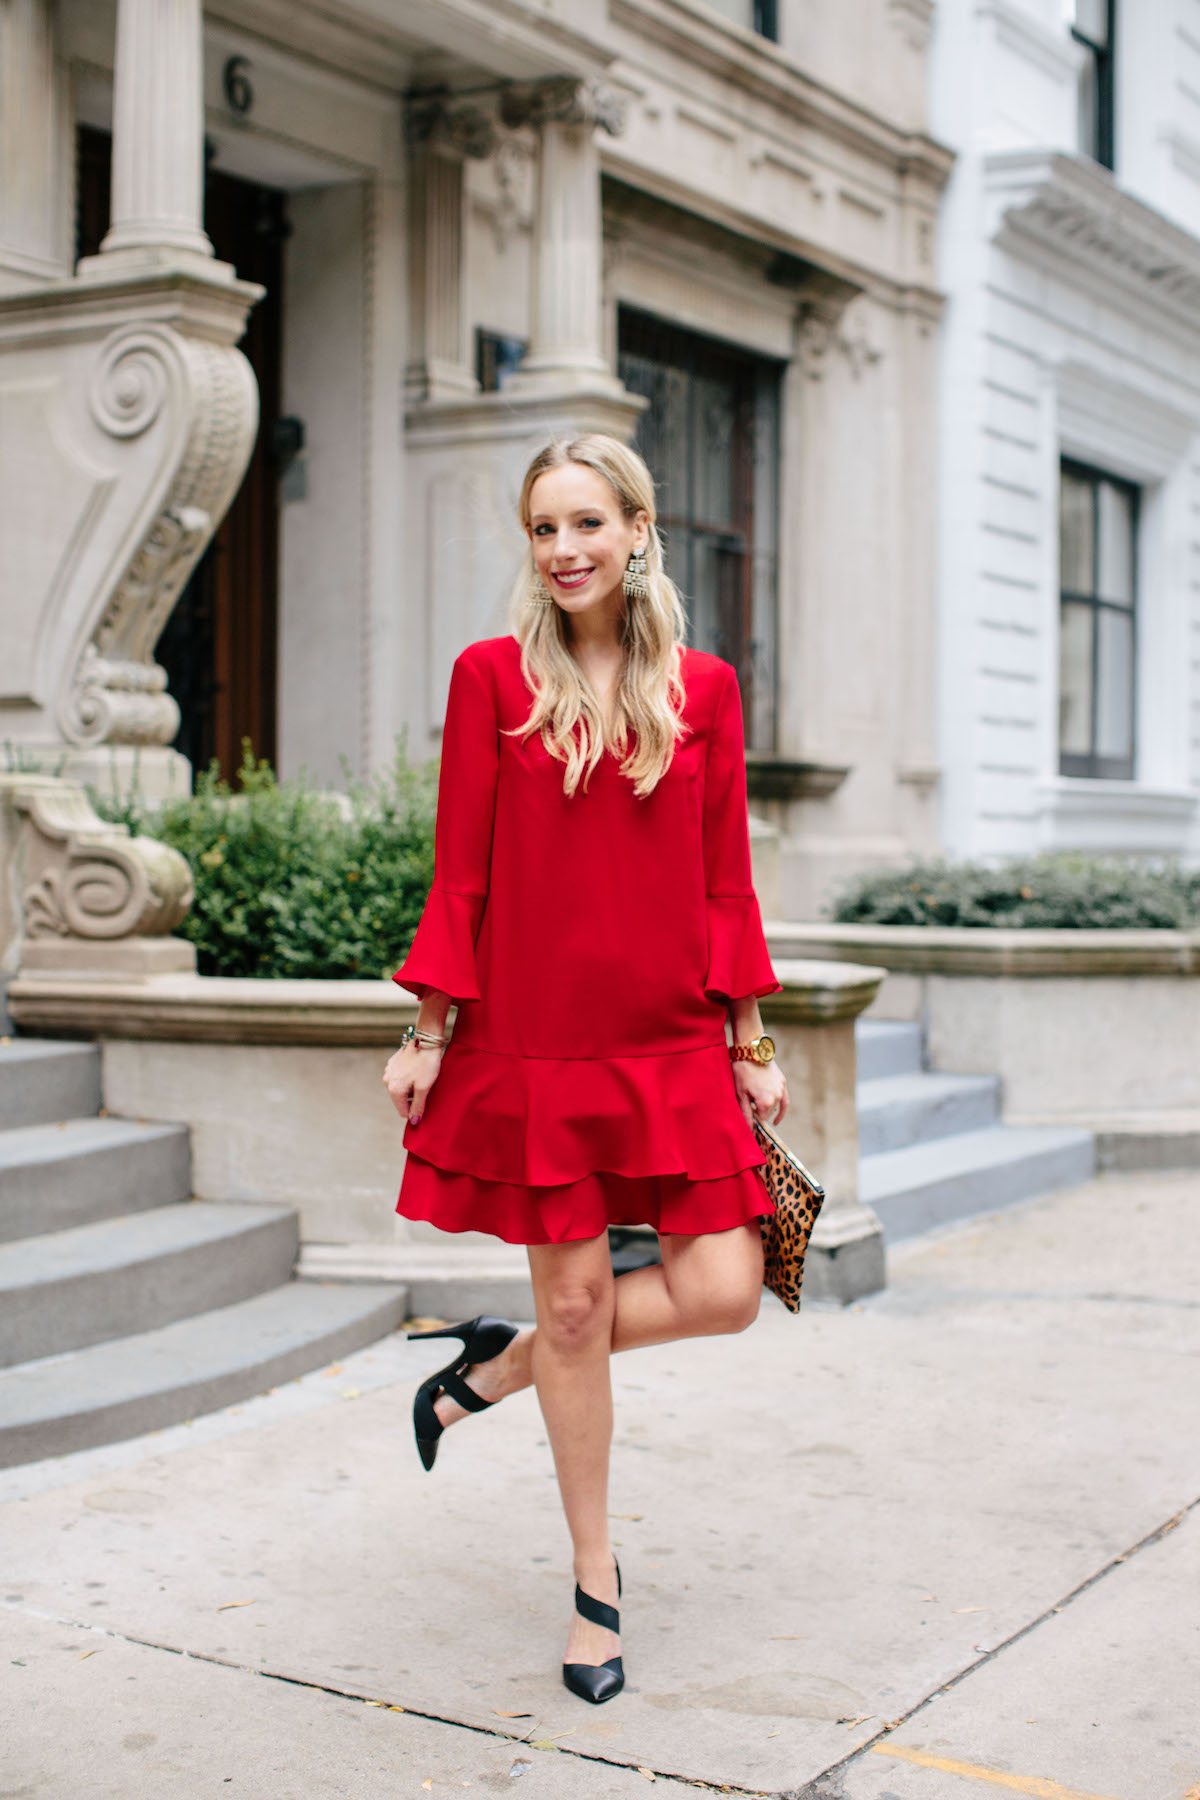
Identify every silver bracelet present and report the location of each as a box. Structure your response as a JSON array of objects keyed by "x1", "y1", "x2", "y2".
[{"x1": 399, "y1": 1023, "x2": 448, "y2": 1051}]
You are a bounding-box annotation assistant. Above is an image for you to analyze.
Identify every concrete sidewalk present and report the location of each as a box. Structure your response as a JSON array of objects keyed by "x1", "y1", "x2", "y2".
[{"x1": 1, "y1": 1170, "x2": 1197, "y2": 1799}]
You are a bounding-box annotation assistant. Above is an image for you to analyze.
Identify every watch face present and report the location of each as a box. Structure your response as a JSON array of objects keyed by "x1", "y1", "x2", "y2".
[{"x1": 755, "y1": 1035, "x2": 776, "y2": 1064}]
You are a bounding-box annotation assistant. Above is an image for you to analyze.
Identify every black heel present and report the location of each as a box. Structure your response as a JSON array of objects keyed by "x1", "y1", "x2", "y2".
[
  {"x1": 407, "y1": 1316, "x2": 518, "y2": 1472},
  {"x1": 563, "y1": 1559, "x2": 624, "y2": 1705}
]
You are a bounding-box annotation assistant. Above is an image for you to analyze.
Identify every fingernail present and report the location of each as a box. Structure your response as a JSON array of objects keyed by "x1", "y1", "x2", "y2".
[{"x1": 411, "y1": 1116, "x2": 420, "y2": 1127}]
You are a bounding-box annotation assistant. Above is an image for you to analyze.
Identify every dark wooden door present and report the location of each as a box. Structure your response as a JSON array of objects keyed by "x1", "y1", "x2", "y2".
[{"x1": 76, "y1": 128, "x2": 284, "y2": 779}]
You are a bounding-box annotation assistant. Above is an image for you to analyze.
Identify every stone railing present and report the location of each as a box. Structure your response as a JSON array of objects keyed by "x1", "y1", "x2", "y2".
[
  {"x1": 9, "y1": 951, "x2": 890, "y2": 1308},
  {"x1": 766, "y1": 920, "x2": 1200, "y2": 1170}
]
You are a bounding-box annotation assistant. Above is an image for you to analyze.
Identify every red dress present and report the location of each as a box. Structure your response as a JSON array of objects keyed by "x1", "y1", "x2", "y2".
[{"x1": 392, "y1": 634, "x2": 781, "y2": 1245}]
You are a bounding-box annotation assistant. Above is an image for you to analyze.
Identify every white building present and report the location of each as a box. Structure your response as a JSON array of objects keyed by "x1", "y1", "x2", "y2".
[
  {"x1": 0, "y1": 0, "x2": 951, "y2": 919},
  {"x1": 931, "y1": 0, "x2": 1200, "y2": 864}
]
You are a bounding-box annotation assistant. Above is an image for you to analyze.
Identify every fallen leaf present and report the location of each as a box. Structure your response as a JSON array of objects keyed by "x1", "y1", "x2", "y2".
[
  {"x1": 325, "y1": 1364, "x2": 343, "y2": 1376},
  {"x1": 492, "y1": 1710, "x2": 533, "y2": 1719},
  {"x1": 528, "y1": 1739, "x2": 558, "y2": 1752},
  {"x1": 766, "y1": 1731, "x2": 780, "y2": 1738},
  {"x1": 422, "y1": 1784, "x2": 432, "y2": 1792},
  {"x1": 953, "y1": 1606, "x2": 989, "y2": 1614},
  {"x1": 389, "y1": 1705, "x2": 405, "y2": 1713},
  {"x1": 216, "y1": 1599, "x2": 257, "y2": 1612},
  {"x1": 341, "y1": 1388, "x2": 361, "y2": 1400},
  {"x1": 769, "y1": 1635, "x2": 802, "y2": 1640},
  {"x1": 78, "y1": 1648, "x2": 101, "y2": 1659},
  {"x1": 838, "y1": 1715, "x2": 872, "y2": 1728},
  {"x1": 609, "y1": 1513, "x2": 643, "y2": 1522},
  {"x1": 637, "y1": 1772, "x2": 657, "y2": 1783}
]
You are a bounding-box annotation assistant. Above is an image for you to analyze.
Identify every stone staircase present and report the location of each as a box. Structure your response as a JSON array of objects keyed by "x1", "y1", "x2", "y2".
[
  {"x1": 856, "y1": 1021, "x2": 1095, "y2": 1238},
  {"x1": 0, "y1": 1039, "x2": 408, "y2": 1468}
]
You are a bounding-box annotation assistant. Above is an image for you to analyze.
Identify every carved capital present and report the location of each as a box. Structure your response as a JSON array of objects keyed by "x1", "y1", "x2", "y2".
[
  {"x1": 406, "y1": 97, "x2": 498, "y2": 161},
  {"x1": 499, "y1": 77, "x2": 626, "y2": 138},
  {"x1": 15, "y1": 779, "x2": 192, "y2": 943},
  {"x1": 796, "y1": 307, "x2": 840, "y2": 382}
]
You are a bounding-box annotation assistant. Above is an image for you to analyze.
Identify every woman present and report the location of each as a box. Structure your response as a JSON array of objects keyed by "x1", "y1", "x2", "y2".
[{"x1": 383, "y1": 434, "x2": 787, "y2": 1705}]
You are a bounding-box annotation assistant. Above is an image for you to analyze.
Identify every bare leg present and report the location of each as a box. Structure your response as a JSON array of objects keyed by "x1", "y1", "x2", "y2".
[
  {"x1": 432, "y1": 1220, "x2": 763, "y2": 1417},
  {"x1": 526, "y1": 1234, "x2": 620, "y2": 1669}
]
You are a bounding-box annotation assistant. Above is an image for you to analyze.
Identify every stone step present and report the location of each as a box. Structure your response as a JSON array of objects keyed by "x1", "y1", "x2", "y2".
[
  {"x1": 0, "y1": 1280, "x2": 409, "y2": 1467},
  {"x1": 0, "y1": 1202, "x2": 299, "y2": 1368},
  {"x1": 855, "y1": 1020, "x2": 923, "y2": 1081},
  {"x1": 0, "y1": 1117, "x2": 191, "y2": 1244},
  {"x1": 860, "y1": 1124, "x2": 1096, "y2": 1243},
  {"x1": 0, "y1": 1038, "x2": 101, "y2": 1130},
  {"x1": 857, "y1": 1071, "x2": 1001, "y2": 1155}
]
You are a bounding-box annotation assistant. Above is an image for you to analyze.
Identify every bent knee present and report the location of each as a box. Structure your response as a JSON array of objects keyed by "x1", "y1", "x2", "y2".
[
  {"x1": 710, "y1": 1284, "x2": 762, "y2": 1336},
  {"x1": 540, "y1": 1279, "x2": 613, "y2": 1353}
]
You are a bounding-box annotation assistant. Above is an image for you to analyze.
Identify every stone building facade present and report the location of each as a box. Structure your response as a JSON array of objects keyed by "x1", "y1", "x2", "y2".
[
  {"x1": 0, "y1": 0, "x2": 950, "y2": 919},
  {"x1": 931, "y1": 0, "x2": 1200, "y2": 864}
]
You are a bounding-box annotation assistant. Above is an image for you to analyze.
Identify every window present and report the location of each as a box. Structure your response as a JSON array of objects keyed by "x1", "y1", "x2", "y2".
[
  {"x1": 1058, "y1": 460, "x2": 1138, "y2": 780},
  {"x1": 476, "y1": 328, "x2": 528, "y2": 393},
  {"x1": 700, "y1": 0, "x2": 778, "y2": 41},
  {"x1": 618, "y1": 309, "x2": 781, "y2": 751},
  {"x1": 1068, "y1": 0, "x2": 1115, "y2": 169}
]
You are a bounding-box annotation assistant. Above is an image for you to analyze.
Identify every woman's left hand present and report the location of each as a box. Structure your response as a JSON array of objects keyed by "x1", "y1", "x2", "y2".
[{"x1": 732, "y1": 1058, "x2": 788, "y2": 1128}]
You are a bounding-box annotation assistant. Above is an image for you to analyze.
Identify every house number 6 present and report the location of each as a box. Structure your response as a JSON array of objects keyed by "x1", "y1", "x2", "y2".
[{"x1": 223, "y1": 56, "x2": 253, "y2": 117}]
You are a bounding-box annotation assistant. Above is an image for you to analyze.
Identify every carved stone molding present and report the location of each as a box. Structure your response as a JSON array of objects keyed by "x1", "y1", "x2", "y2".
[
  {"x1": 887, "y1": 0, "x2": 935, "y2": 52},
  {"x1": 60, "y1": 321, "x2": 258, "y2": 750},
  {"x1": 16, "y1": 779, "x2": 193, "y2": 941},
  {"x1": 499, "y1": 77, "x2": 627, "y2": 139},
  {"x1": 987, "y1": 149, "x2": 1200, "y2": 335},
  {"x1": 406, "y1": 97, "x2": 499, "y2": 162}
]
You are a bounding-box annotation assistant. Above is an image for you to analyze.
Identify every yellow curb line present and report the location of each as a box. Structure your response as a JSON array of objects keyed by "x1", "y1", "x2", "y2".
[{"x1": 870, "y1": 1743, "x2": 1124, "y2": 1800}]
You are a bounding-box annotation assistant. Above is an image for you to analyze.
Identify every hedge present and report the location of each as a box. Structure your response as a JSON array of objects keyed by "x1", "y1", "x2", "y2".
[{"x1": 828, "y1": 855, "x2": 1200, "y2": 931}]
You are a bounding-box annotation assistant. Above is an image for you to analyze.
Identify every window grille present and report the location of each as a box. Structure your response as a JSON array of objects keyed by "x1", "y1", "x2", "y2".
[{"x1": 1058, "y1": 459, "x2": 1138, "y2": 780}]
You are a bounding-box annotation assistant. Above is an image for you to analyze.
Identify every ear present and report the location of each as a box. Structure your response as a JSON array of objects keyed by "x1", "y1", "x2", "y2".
[{"x1": 632, "y1": 508, "x2": 650, "y2": 551}]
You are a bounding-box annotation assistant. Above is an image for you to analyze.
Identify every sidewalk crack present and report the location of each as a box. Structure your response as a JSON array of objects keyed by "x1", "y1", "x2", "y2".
[{"x1": 778, "y1": 1491, "x2": 1200, "y2": 1799}]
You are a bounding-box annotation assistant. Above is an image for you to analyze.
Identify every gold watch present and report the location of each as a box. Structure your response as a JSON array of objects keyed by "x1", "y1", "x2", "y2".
[{"x1": 729, "y1": 1034, "x2": 775, "y2": 1065}]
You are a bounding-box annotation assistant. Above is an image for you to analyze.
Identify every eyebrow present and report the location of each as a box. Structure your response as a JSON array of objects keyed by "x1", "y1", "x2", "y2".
[{"x1": 529, "y1": 506, "x2": 610, "y2": 523}]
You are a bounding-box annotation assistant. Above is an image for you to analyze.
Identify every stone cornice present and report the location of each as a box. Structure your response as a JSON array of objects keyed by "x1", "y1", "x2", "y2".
[
  {"x1": 986, "y1": 149, "x2": 1200, "y2": 337},
  {"x1": 608, "y1": 0, "x2": 954, "y2": 190},
  {"x1": 764, "y1": 921, "x2": 1200, "y2": 978}
]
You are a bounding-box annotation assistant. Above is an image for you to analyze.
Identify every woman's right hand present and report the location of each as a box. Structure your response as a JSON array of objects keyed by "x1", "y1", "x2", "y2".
[{"x1": 383, "y1": 1041, "x2": 444, "y2": 1127}]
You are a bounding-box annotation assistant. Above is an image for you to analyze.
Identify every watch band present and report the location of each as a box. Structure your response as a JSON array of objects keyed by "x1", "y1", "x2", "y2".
[{"x1": 729, "y1": 1035, "x2": 775, "y2": 1065}]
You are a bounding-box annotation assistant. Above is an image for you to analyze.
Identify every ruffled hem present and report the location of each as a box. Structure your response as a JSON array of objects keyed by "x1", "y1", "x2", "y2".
[
  {"x1": 402, "y1": 1039, "x2": 768, "y2": 1185},
  {"x1": 398, "y1": 1152, "x2": 774, "y2": 1246},
  {"x1": 392, "y1": 887, "x2": 485, "y2": 1003},
  {"x1": 704, "y1": 895, "x2": 782, "y2": 1004}
]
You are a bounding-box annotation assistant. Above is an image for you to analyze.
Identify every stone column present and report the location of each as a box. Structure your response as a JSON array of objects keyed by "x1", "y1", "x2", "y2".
[
  {"x1": 761, "y1": 958, "x2": 890, "y2": 1303},
  {"x1": 500, "y1": 79, "x2": 626, "y2": 398},
  {"x1": 97, "y1": 0, "x2": 213, "y2": 264},
  {"x1": 405, "y1": 97, "x2": 505, "y2": 401},
  {"x1": 0, "y1": 0, "x2": 70, "y2": 287}
]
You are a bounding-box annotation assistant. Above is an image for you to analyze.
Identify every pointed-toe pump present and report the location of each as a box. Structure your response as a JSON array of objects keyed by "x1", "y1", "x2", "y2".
[
  {"x1": 562, "y1": 1560, "x2": 624, "y2": 1705},
  {"x1": 407, "y1": 1315, "x2": 518, "y2": 1472}
]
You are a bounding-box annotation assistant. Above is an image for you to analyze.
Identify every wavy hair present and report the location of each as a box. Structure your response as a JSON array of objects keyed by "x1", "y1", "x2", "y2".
[{"x1": 504, "y1": 435, "x2": 690, "y2": 798}]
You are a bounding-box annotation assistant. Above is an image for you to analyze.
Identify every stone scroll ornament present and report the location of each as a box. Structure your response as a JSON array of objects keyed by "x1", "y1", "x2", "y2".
[
  {"x1": 18, "y1": 782, "x2": 193, "y2": 943},
  {"x1": 58, "y1": 322, "x2": 258, "y2": 750}
]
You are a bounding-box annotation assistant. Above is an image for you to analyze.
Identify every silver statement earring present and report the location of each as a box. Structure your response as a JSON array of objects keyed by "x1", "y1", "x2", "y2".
[
  {"x1": 526, "y1": 569, "x2": 553, "y2": 608},
  {"x1": 623, "y1": 546, "x2": 649, "y2": 602}
]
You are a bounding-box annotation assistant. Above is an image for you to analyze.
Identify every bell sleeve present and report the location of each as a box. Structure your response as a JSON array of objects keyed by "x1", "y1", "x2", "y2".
[
  {"x1": 702, "y1": 664, "x2": 782, "y2": 1006},
  {"x1": 392, "y1": 649, "x2": 499, "y2": 1004}
]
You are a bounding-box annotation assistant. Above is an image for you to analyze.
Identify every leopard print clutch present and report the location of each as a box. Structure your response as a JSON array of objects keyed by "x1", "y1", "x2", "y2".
[{"x1": 753, "y1": 1114, "x2": 825, "y2": 1313}]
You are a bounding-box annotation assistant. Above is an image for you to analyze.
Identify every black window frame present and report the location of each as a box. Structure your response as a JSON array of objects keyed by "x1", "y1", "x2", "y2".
[
  {"x1": 1058, "y1": 456, "x2": 1139, "y2": 783},
  {"x1": 1070, "y1": 0, "x2": 1116, "y2": 171},
  {"x1": 617, "y1": 306, "x2": 782, "y2": 753},
  {"x1": 754, "y1": 0, "x2": 778, "y2": 40}
]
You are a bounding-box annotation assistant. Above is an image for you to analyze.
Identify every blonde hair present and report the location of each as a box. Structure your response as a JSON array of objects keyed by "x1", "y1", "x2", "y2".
[{"x1": 505, "y1": 435, "x2": 689, "y2": 798}]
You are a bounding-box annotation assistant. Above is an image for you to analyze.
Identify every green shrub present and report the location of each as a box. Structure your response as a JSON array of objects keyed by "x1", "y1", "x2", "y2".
[
  {"x1": 97, "y1": 742, "x2": 437, "y2": 979},
  {"x1": 828, "y1": 855, "x2": 1200, "y2": 931}
]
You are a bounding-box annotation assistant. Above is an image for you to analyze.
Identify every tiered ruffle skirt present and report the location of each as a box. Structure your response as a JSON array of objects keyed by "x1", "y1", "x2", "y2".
[{"x1": 396, "y1": 1039, "x2": 774, "y2": 1246}]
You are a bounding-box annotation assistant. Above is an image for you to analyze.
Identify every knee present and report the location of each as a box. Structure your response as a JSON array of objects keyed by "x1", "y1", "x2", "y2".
[
  {"x1": 540, "y1": 1278, "x2": 613, "y2": 1355},
  {"x1": 709, "y1": 1282, "x2": 761, "y2": 1337}
]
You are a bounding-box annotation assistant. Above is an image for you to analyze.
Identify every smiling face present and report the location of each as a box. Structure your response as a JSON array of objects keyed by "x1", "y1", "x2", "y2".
[{"x1": 526, "y1": 462, "x2": 649, "y2": 624}]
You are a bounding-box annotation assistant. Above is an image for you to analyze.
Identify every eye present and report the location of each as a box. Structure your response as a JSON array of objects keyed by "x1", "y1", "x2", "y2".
[
  {"x1": 581, "y1": 517, "x2": 602, "y2": 529},
  {"x1": 532, "y1": 523, "x2": 553, "y2": 535}
]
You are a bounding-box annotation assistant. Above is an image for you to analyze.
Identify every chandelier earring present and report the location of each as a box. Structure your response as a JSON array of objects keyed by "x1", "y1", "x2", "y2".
[
  {"x1": 526, "y1": 568, "x2": 553, "y2": 608},
  {"x1": 623, "y1": 545, "x2": 649, "y2": 602}
]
